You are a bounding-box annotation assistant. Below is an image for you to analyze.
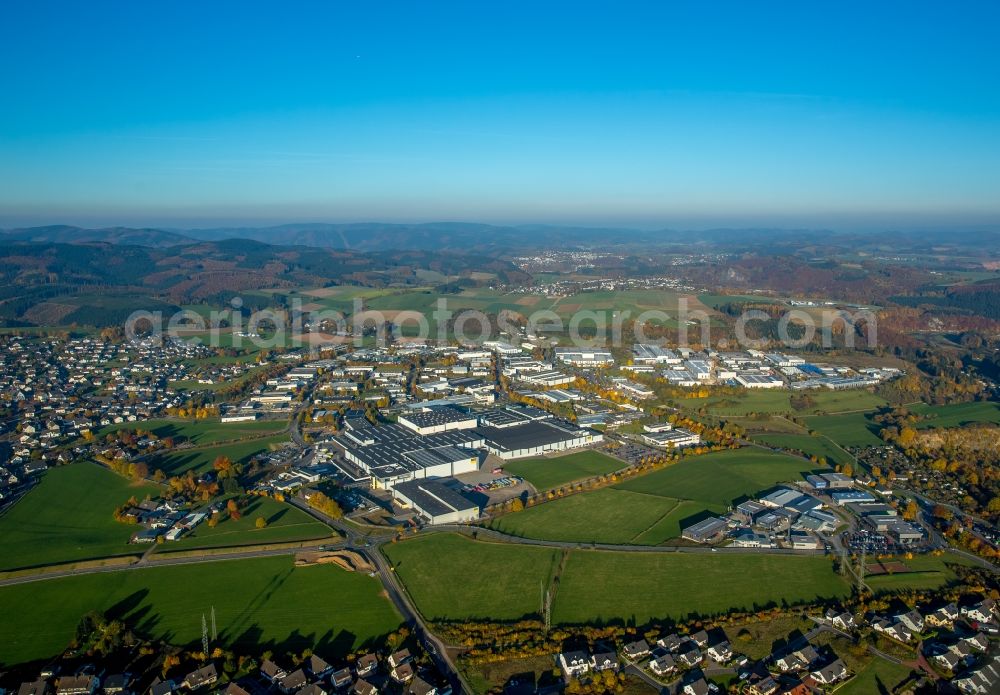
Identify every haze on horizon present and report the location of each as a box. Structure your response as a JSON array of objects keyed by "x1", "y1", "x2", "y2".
[{"x1": 1, "y1": 0, "x2": 999, "y2": 231}]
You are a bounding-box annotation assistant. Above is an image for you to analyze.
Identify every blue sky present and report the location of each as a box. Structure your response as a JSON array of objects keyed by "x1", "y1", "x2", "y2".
[{"x1": 1, "y1": 1, "x2": 998, "y2": 229}]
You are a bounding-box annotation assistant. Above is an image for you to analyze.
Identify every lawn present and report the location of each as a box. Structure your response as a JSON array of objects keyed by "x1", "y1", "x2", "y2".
[
  {"x1": 98, "y1": 418, "x2": 287, "y2": 446},
  {"x1": 501, "y1": 450, "x2": 624, "y2": 491},
  {"x1": 158, "y1": 497, "x2": 335, "y2": 552},
  {"x1": 692, "y1": 389, "x2": 886, "y2": 418},
  {"x1": 151, "y1": 435, "x2": 289, "y2": 475},
  {"x1": 383, "y1": 533, "x2": 560, "y2": 621},
  {"x1": 836, "y1": 657, "x2": 914, "y2": 695},
  {"x1": 801, "y1": 412, "x2": 884, "y2": 447},
  {"x1": 0, "y1": 464, "x2": 159, "y2": 571},
  {"x1": 752, "y1": 433, "x2": 853, "y2": 466},
  {"x1": 615, "y1": 449, "x2": 816, "y2": 507},
  {"x1": 551, "y1": 550, "x2": 849, "y2": 625},
  {"x1": 909, "y1": 401, "x2": 1000, "y2": 429},
  {"x1": 0, "y1": 556, "x2": 401, "y2": 667}
]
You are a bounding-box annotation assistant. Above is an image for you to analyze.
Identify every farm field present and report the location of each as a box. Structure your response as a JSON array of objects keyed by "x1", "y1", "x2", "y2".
[
  {"x1": 0, "y1": 556, "x2": 401, "y2": 667},
  {"x1": 752, "y1": 433, "x2": 852, "y2": 466},
  {"x1": 384, "y1": 534, "x2": 850, "y2": 626},
  {"x1": 158, "y1": 497, "x2": 334, "y2": 551},
  {"x1": 489, "y1": 489, "x2": 719, "y2": 546},
  {"x1": 0, "y1": 463, "x2": 158, "y2": 571},
  {"x1": 492, "y1": 449, "x2": 814, "y2": 545},
  {"x1": 615, "y1": 449, "x2": 816, "y2": 508},
  {"x1": 801, "y1": 412, "x2": 884, "y2": 447},
  {"x1": 501, "y1": 450, "x2": 624, "y2": 491},
  {"x1": 909, "y1": 400, "x2": 1000, "y2": 429},
  {"x1": 98, "y1": 418, "x2": 287, "y2": 446},
  {"x1": 695, "y1": 389, "x2": 886, "y2": 418},
  {"x1": 151, "y1": 435, "x2": 289, "y2": 475},
  {"x1": 551, "y1": 550, "x2": 849, "y2": 625},
  {"x1": 383, "y1": 533, "x2": 560, "y2": 621}
]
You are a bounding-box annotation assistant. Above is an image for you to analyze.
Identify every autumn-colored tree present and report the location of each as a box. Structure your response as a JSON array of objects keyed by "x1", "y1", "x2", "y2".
[{"x1": 255, "y1": 516, "x2": 267, "y2": 529}]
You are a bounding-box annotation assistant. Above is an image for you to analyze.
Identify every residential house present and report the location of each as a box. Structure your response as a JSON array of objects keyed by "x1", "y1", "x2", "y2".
[
  {"x1": 964, "y1": 633, "x2": 990, "y2": 652},
  {"x1": 261, "y1": 661, "x2": 288, "y2": 684},
  {"x1": 590, "y1": 651, "x2": 619, "y2": 672},
  {"x1": 306, "y1": 655, "x2": 333, "y2": 680},
  {"x1": 926, "y1": 603, "x2": 959, "y2": 628},
  {"x1": 558, "y1": 651, "x2": 590, "y2": 678},
  {"x1": 824, "y1": 608, "x2": 855, "y2": 631},
  {"x1": 622, "y1": 640, "x2": 650, "y2": 659},
  {"x1": 954, "y1": 655, "x2": 1000, "y2": 694},
  {"x1": 389, "y1": 664, "x2": 414, "y2": 684},
  {"x1": 278, "y1": 670, "x2": 308, "y2": 695},
  {"x1": 18, "y1": 681, "x2": 50, "y2": 695},
  {"x1": 746, "y1": 677, "x2": 779, "y2": 695},
  {"x1": 149, "y1": 681, "x2": 175, "y2": 695},
  {"x1": 681, "y1": 679, "x2": 713, "y2": 695},
  {"x1": 355, "y1": 655, "x2": 378, "y2": 678},
  {"x1": 388, "y1": 650, "x2": 412, "y2": 670},
  {"x1": 180, "y1": 665, "x2": 217, "y2": 691},
  {"x1": 809, "y1": 659, "x2": 847, "y2": 685},
  {"x1": 351, "y1": 681, "x2": 377, "y2": 695},
  {"x1": 648, "y1": 655, "x2": 676, "y2": 677},
  {"x1": 330, "y1": 669, "x2": 352, "y2": 690},
  {"x1": 677, "y1": 644, "x2": 703, "y2": 668},
  {"x1": 688, "y1": 630, "x2": 709, "y2": 647},
  {"x1": 656, "y1": 634, "x2": 683, "y2": 652},
  {"x1": 405, "y1": 678, "x2": 436, "y2": 695},
  {"x1": 220, "y1": 685, "x2": 249, "y2": 695},
  {"x1": 933, "y1": 651, "x2": 963, "y2": 673},
  {"x1": 294, "y1": 686, "x2": 327, "y2": 695},
  {"x1": 707, "y1": 641, "x2": 732, "y2": 663},
  {"x1": 894, "y1": 609, "x2": 924, "y2": 633},
  {"x1": 56, "y1": 677, "x2": 100, "y2": 695},
  {"x1": 962, "y1": 599, "x2": 997, "y2": 624},
  {"x1": 101, "y1": 675, "x2": 130, "y2": 695}
]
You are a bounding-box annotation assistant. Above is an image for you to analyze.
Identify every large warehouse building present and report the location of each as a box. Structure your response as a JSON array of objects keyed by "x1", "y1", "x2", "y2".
[
  {"x1": 474, "y1": 407, "x2": 603, "y2": 460},
  {"x1": 333, "y1": 418, "x2": 483, "y2": 489},
  {"x1": 392, "y1": 478, "x2": 480, "y2": 525}
]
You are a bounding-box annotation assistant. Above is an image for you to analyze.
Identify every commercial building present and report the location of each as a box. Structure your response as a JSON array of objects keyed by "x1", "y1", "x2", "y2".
[
  {"x1": 475, "y1": 408, "x2": 603, "y2": 460},
  {"x1": 398, "y1": 406, "x2": 479, "y2": 435},
  {"x1": 333, "y1": 418, "x2": 482, "y2": 489},
  {"x1": 681, "y1": 516, "x2": 729, "y2": 544},
  {"x1": 554, "y1": 347, "x2": 615, "y2": 367},
  {"x1": 632, "y1": 343, "x2": 682, "y2": 365},
  {"x1": 641, "y1": 428, "x2": 700, "y2": 449},
  {"x1": 392, "y1": 478, "x2": 479, "y2": 525}
]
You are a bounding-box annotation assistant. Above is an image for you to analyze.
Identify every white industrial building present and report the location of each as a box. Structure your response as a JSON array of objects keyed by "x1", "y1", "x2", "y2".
[{"x1": 392, "y1": 478, "x2": 479, "y2": 525}]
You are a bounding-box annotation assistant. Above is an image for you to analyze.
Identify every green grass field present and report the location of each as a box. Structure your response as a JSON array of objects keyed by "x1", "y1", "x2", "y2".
[
  {"x1": 0, "y1": 464, "x2": 159, "y2": 571},
  {"x1": 98, "y1": 418, "x2": 287, "y2": 446},
  {"x1": 159, "y1": 497, "x2": 334, "y2": 551},
  {"x1": 615, "y1": 449, "x2": 815, "y2": 507},
  {"x1": 864, "y1": 552, "x2": 977, "y2": 592},
  {"x1": 383, "y1": 533, "x2": 560, "y2": 621},
  {"x1": 753, "y1": 433, "x2": 852, "y2": 466},
  {"x1": 802, "y1": 412, "x2": 884, "y2": 447},
  {"x1": 552, "y1": 550, "x2": 849, "y2": 625},
  {"x1": 490, "y1": 489, "x2": 721, "y2": 546},
  {"x1": 836, "y1": 658, "x2": 914, "y2": 695},
  {"x1": 151, "y1": 435, "x2": 289, "y2": 475},
  {"x1": 501, "y1": 450, "x2": 624, "y2": 491},
  {"x1": 0, "y1": 556, "x2": 401, "y2": 667},
  {"x1": 909, "y1": 401, "x2": 1000, "y2": 429},
  {"x1": 385, "y1": 533, "x2": 849, "y2": 626},
  {"x1": 491, "y1": 449, "x2": 813, "y2": 545}
]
